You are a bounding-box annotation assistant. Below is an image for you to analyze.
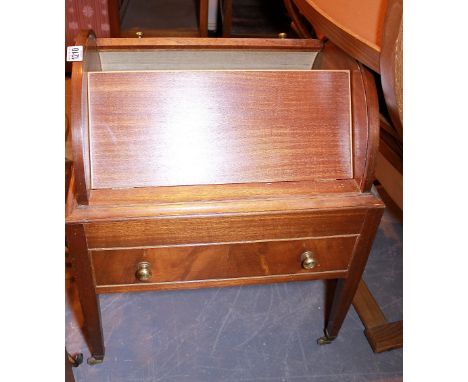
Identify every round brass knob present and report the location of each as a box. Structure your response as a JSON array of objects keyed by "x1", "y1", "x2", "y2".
[
  {"x1": 136, "y1": 31, "x2": 143, "y2": 38},
  {"x1": 301, "y1": 251, "x2": 316, "y2": 270},
  {"x1": 135, "y1": 261, "x2": 152, "y2": 281},
  {"x1": 278, "y1": 32, "x2": 287, "y2": 39}
]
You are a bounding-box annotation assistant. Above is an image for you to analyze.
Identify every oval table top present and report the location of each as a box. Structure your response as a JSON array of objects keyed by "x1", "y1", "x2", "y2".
[{"x1": 293, "y1": 0, "x2": 388, "y2": 72}]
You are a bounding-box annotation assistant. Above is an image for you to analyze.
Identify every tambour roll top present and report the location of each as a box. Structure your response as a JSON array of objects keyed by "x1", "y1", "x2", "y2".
[{"x1": 68, "y1": 31, "x2": 378, "y2": 209}]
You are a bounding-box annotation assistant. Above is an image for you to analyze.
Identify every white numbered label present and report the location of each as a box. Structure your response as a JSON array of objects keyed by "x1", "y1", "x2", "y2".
[{"x1": 66, "y1": 46, "x2": 83, "y2": 62}]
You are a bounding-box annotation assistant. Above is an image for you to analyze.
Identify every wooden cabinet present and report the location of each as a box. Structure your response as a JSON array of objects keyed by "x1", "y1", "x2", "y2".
[{"x1": 66, "y1": 31, "x2": 384, "y2": 364}]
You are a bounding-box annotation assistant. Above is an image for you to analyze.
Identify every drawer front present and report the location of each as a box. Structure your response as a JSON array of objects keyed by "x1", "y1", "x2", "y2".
[{"x1": 92, "y1": 236, "x2": 357, "y2": 289}]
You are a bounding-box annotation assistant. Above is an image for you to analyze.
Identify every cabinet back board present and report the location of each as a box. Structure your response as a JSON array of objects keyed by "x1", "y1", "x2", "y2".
[
  {"x1": 98, "y1": 50, "x2": 318, "y2": 71},
  {"x1": 87, "y1": 70, "x2": 352, "y2": 189}
]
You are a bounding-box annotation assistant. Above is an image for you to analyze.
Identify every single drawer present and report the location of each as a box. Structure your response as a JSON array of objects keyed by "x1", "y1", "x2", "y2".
[{"x1": 92, "y1": 236, "x2": 357, "y2": 290}]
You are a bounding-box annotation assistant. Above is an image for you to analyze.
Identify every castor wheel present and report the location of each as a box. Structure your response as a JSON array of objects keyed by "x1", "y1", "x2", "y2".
[
  {"x1": 317, "y1": 335, "x2": 334, "y2": 345},
  {"x1": 87, "y1": 355, "x2": 104, "y2": 365},
  {"x1": 317, "y1": 329, "x2": 336, "y2": 345},
  {"x1": 67, "y1": 352, "x2": 83, "y2": 367}
]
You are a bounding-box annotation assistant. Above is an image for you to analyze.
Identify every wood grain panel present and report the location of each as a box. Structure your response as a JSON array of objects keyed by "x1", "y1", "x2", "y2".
[
  {"x1": 313, "y1": 42, "x2": 368, "y2": 189},
  {"x1": 84, "y1": 209, "x2": 366, "y2": 249},
  {"x1": 88, "y1": 70, "x2": 352, "y2": 189},
  {"x1": 92, "y1": 236, "x2": 357, "y2": 286},
  {"x1": 70, "y1": 192, "x2": 382, "y2": 223},
  {"x1": 88, "y1": 179, "x2": 360, "y2": 205}
]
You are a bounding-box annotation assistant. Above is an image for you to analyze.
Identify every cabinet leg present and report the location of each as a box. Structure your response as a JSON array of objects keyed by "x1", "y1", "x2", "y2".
[
  {"x1": 320, "y1": 209, "x2": 384, "y2": 342},
  {"x1": 87, "y1": 355, "x2": 104, "y2": 365},
  {"x1": 65, "y1": 349, "x2": 76, "y2": 382},
  {"x1": 317, "y1": 330, "x2": 336, "y2": 345},
  {"x1": 66, "y1": 224, "x2": 105, "y2": 363},
  {"x1": 67, "y1": 351, "x2": 83, "y2": 367}
]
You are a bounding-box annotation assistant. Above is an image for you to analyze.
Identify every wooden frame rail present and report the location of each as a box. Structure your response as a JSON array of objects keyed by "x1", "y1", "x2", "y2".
[{"x1": 70, "y1": 30, "x2": 101, "y2": 204}]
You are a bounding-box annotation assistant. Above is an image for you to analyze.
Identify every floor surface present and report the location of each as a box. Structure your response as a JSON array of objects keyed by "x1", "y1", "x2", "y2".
[{"x1": 66, "y1": 206, "x2": 403, "y2": 382}]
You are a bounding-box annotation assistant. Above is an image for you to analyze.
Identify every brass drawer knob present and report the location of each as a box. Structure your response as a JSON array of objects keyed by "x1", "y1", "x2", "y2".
[
  {"x1": 301, "y1": 251, "x2": 316, "y2": 270},
  {"x1": 135, "y1": 261, "x2": 152, "y2": 281},
  {"x1": 136, "y1": 31, "x2": 143, "y2": 38}
]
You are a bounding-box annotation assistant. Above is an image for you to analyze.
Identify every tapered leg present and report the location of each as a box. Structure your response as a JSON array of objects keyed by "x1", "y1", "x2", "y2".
[
  {"x1": 66, "y1": 224, "x2": 105, "y2": 364},
  {"x1": 319, "y1": 208, "x2": 384, "y2": 343},
  {"x1": 324, "y1": 279, "x2": 337, "y2": 326},
  {"x1": 65, "y1": 349, "x2": 76, "y2": 382}
]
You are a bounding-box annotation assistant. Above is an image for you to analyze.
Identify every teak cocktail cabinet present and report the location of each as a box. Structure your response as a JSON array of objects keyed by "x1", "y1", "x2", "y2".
[{"x1": 66, "y1": 30, "x2": 384, "y2": 364}]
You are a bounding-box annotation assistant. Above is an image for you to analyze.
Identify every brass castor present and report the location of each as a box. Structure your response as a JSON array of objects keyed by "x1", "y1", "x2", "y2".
[
  {"x1": 87, "y1": 355, "x2": 104, "y2": 365},
  {"x1": 68, "y1": 352, "x2": 83, "y2": 367},
  {"x1": 317, "y1": 330, "x2": 336, "y2": 345},
  {"x1": 317, "y1": 335, "x2": 334, "y2": 345}
]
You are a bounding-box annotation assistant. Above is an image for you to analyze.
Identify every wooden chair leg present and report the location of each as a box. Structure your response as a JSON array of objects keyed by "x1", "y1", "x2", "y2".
[
  {"x1": 66, "y1": 224, "x2": 105, "y2": 364},
  {"x1": 199, "y1": 0, "x2": 209, "y2": 37},
  {"x1": 319, "y1": 209, "x2": 383, "y2": 343},
  {"x1": 108, "y1": 0, "x2": 121, "y2": 37},
  {"x1": 375, "y1": 151, "x2": 402, "y2": 210},
  {"x1": 353, "y1": 279, "x2": 403, "y2": 352},
  {"x1": 221, "y1": 0, "x2": 233, "y2": 37},
  {"x1": 283, "y1": 0, "x2": 312, "y2": 38}
]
